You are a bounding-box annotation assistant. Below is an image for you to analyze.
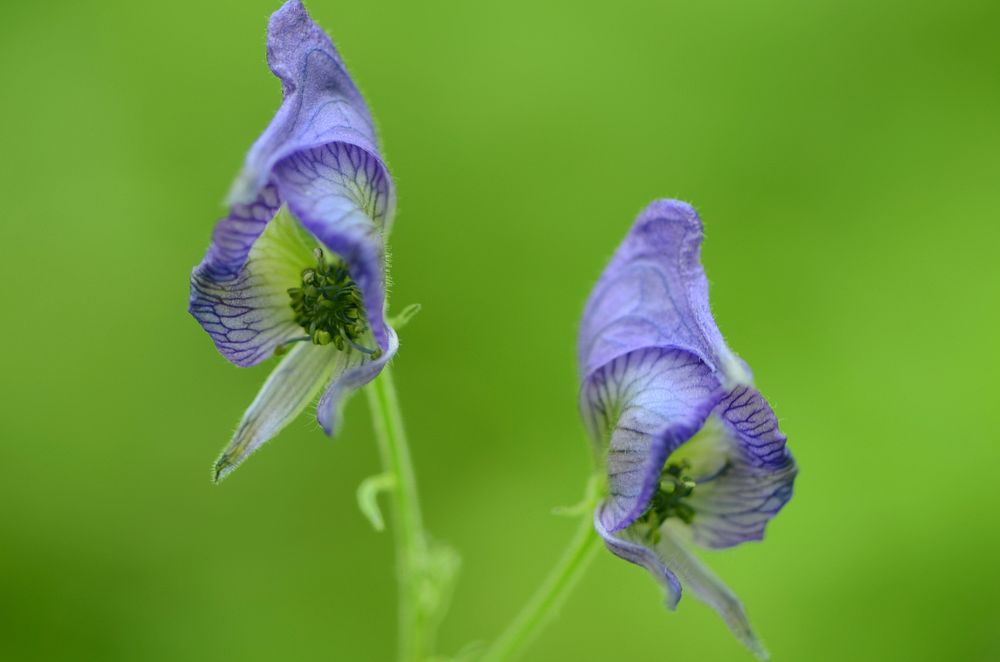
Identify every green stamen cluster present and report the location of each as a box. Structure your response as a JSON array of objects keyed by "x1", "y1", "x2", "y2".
[
  {"x1": 286, "y1": 249, "x2": 379, "y2": 357},
  {"x1": 644, "y1": 459, "x2": 697, "y2": 529}
]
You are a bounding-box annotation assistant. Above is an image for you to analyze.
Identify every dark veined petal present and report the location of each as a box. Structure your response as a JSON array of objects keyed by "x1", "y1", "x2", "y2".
[
  {"x1": 580, "y1": 347, "x2": 726, "y2": 532},
  {"x1": 680, "y1": 386, "x2": 797, "y2": 549},
  {"x1": 579, "y1": 201, "x2": 791, "y2": 659},
  {"x1": 578, "y1": 200, "x2": 748, "y2": 386},
  {"x1": 316, "y1": 328, "x2": 399, "y2": 435},
  {"x1": 190, "y1": 0, "x2": 396, "y2": 365},
  {"x1": 190, "y1": 204, "x2": 315, "y2": 366},
  {"x1": 272, "y1": 143, "x2": 394, "y2": 351},
  {"x1": 214, "y1": 341, "x2": 345, "y2": 481},
  {"x1": 594, "y1": 505, "x2": 682, "y2": 609}
]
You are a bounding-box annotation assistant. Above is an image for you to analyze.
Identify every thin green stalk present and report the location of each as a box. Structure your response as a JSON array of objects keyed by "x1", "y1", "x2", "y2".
[
  {"x1": 366, "y1": 366, "x2": 428, "y2": 662},
  {"x1": 481, "y1": 490, "x2": 602, "y2": 662}
]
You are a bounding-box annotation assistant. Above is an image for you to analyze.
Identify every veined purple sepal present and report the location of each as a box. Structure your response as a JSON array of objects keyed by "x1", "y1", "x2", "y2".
[
  {"x1": 685, "y1": 386, "x2": 797, "y2": 549},
  {"x1": 190, "y1": 0, "x2": 396, "y2": 365},
  {"x1": 578, "y1": 200, "x2": 747, "y2": 388},
  {"x1": 580, "y1": 346, "x2": 725, "y2": 532},
  {"x1": 272, "y1": 143, "x2": 393, "y2": 352},
  {"x1": 190, "y1": 1, "x2": 401, "y2": 480},
  {"x1": 227, "y1": 0, "x2": 390, "y2": 210},
  {"x1": 578, "y1": 200, "x2": 795, "y2": 658},
  {"x1": 190, "y1": 203, "x2": 315, "y2": 367}
]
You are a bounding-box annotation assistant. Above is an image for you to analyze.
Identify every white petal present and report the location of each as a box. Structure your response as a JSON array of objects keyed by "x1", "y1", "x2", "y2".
[
  {"x1": 656, "y1": 523, "x2": 769, "y2": 660},
  {"x1": 214, "y1": 342, "x2": 341, "y2": 480}
]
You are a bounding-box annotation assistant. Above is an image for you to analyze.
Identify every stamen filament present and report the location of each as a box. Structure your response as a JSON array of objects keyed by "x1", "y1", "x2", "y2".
[{"x1": 273, "y1": 335, "x2": 311, "y2": 356}]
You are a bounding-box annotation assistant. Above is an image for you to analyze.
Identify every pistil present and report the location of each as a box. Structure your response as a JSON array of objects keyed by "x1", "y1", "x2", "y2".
[
  {"x1": 643, "y1": 460, "x2": 697, "y2": 533},
  {"x1": 284, "y1": 249, "x2": 381, "y2": 358}
]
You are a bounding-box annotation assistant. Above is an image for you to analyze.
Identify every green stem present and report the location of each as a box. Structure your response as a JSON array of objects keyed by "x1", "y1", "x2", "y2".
[
  {"x1": 480, "y1": 481, "x2": 603, "y2": 662},
  {"x1": 366, "y1": 366, "x2": 428, "y2": 662}
]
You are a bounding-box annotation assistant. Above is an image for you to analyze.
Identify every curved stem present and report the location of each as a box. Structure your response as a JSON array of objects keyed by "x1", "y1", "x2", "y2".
[
  {"x1": 480, "y1": 479, "x2": 603, "y2": 662},
  {"x1": 366, "y1": 366, "x2": 428, "y2": 662}
]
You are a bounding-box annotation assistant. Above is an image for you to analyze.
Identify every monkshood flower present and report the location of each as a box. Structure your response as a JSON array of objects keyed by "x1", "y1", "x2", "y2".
[
  {"x1": 189, "y1": 0, "x2": 396, "y2": 481},
  {"x1": 578, "y1": 200, "x2": 797, "y2": 658}
]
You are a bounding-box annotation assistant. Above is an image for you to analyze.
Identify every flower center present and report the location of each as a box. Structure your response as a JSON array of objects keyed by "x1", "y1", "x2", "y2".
[
  {"x1": 644, "y1": 460, "x2": 697, "y2": 527},
  {"x1": 284, "y1": 249, "x2": 380, "y2": 357}
]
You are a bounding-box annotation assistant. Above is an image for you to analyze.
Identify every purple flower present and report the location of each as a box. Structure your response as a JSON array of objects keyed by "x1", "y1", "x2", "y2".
[
  {"x1": 578, "y1": 200, "x2": 796, "y2": 658},
  {"x1": 189, "y1": 1, "x2": 396, "y2": 480}
]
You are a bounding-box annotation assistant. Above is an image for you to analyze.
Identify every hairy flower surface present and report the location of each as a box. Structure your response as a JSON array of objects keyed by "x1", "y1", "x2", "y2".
[
  {"x1": 189, "y1": 0, "x2": 396, "y2": 480},
  {"x1": 578, "y1": 200, "x2": 796, "y2": 658}
]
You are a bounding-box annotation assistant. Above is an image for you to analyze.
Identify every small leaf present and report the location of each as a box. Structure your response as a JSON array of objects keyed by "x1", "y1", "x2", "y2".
[
  {"x1": 552, "y1": 473, "x2": 604, "y2": 517},
  {"x1": 390, "y1": 303, "x2": 422, "y2": 329},
  {"x1": 356, "y1": 472, "x2": 396, "y2": 531}
]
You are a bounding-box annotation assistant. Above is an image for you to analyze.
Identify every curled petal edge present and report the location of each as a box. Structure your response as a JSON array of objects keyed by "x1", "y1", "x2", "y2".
[
  {"x1": 317, "y1": 326, "x2": 399, "y2": 435},
  {"x1": 594, "y1": 504, "x2": 682, "y2": 610},
  {"x1": 685, "y1": 386, "x2": 797, "y2": 549}
]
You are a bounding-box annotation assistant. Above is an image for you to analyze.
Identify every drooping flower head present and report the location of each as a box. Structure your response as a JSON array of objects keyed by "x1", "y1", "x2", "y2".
[
  {"x1": 578, "y1": 200, "x2": 796, "y2": 658},
  {"x1": 189, "y1": 0, "x2": 396, "y2": 480}
]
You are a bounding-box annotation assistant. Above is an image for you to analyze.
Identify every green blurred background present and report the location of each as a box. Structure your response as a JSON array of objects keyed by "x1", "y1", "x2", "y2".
[{"x1": 2, "y1": 0, "x2": 998, "y2": 660}]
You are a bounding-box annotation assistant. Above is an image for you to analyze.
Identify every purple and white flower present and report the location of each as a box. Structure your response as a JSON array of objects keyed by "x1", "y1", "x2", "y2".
[
  {"x1": 189, "y1": 1, "x2": 396, "y2": 480},
  {"x1": 578, "y1": 200, "x2": 797, "y2": 658}
]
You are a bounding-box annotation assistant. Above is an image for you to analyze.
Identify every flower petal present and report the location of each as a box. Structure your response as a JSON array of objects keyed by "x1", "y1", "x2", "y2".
[
  {"x1": 190, "y1": 205, "x2": 315, "y2": 367},
  {"x1": 655, "y1": 523, "x2": 769, "y2": 660},
  {"x1": 594, "y1": 505, "x2": 682, "y2": 609},
  {"x1": 227, "y1": 0, "x2": 390, "y2": 211},
  {"x1": 316, "y1": 327, "x2": 399, "y2": 435},
  {"x1": 578, "y1": 200, "x2": 749, "y2": 386},
  {"x1": 194, "y1": 0, "x2": 395, "y2": 364},
  {"x1": 683, "y1": 386, "x2": 797, "y2": 549},
  {"x1": 214, "y1": 342, "x2": 343, "y2": 481},
  {"x1": 580, "y1": 347, "x2": 725, "y2": 532},
  {"x1": 272, "y1": 142, "x2": 394, "y2": 351}
]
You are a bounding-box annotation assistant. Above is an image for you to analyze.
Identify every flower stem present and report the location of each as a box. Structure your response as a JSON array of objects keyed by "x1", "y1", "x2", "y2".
[
  {"x1": 366, "y1": 366, "x2": 429, "y2": 662},
  {"x1": 480, "y1": 479, "x2": 603, "y2": 662}
]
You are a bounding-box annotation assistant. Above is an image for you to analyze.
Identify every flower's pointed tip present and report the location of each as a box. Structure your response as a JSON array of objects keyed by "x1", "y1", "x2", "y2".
[
  {"x1": 646, "y1": 198, "x2": 698, "y2": 218},
  {"x1": 637, "y1": 198, "x2": 703, "y2": 234},
  {"x1": 317, "y1": 402, "x2": 339, "y2": 437},
  {"x1": 272, "y1": 0, "x2": 308, "y2": 23},
  {"x1": 213, "y1": 453, "x2": 236, "y2": 484},
  {"x1": 742, "y1": 635, "x2": 770, "y2": 661},
  {"x1": 663, "y1": 589, "x2": 681, "y2": 612}
]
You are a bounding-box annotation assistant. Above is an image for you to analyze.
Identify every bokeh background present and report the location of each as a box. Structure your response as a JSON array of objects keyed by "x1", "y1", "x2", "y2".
[{"x1": 2, "y1": 0, "x2": 998, "y2": 660}]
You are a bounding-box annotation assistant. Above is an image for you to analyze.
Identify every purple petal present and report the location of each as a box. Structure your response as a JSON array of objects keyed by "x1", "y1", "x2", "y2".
[
  {"x1": 594, "y1": 505, "x2": 682, "y2": 610},
  {"x1": 272, "y1": 142, "x2": 393, "y2": 351},
  {"x1": 191, "y1": 1, "x2": 397, "y2": 364},
  {"x1": 317, "y1": 327, "x2": 399, "y2": 435},
  {"x1": 687, "y1": 386, "x2": 797, "y2": 549},
  {"x1": 228, "y1": 0, "x2": 389, "y2": 208},
  {"x1": 578, "y1": 200, "x2": 747, "y2": 385},
  {"x1": 581, "y1": 347, "x2": 726, "y2": 532},
  {"x1": 190, "y1": 203, "x2": 315, "y2": 367}
]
